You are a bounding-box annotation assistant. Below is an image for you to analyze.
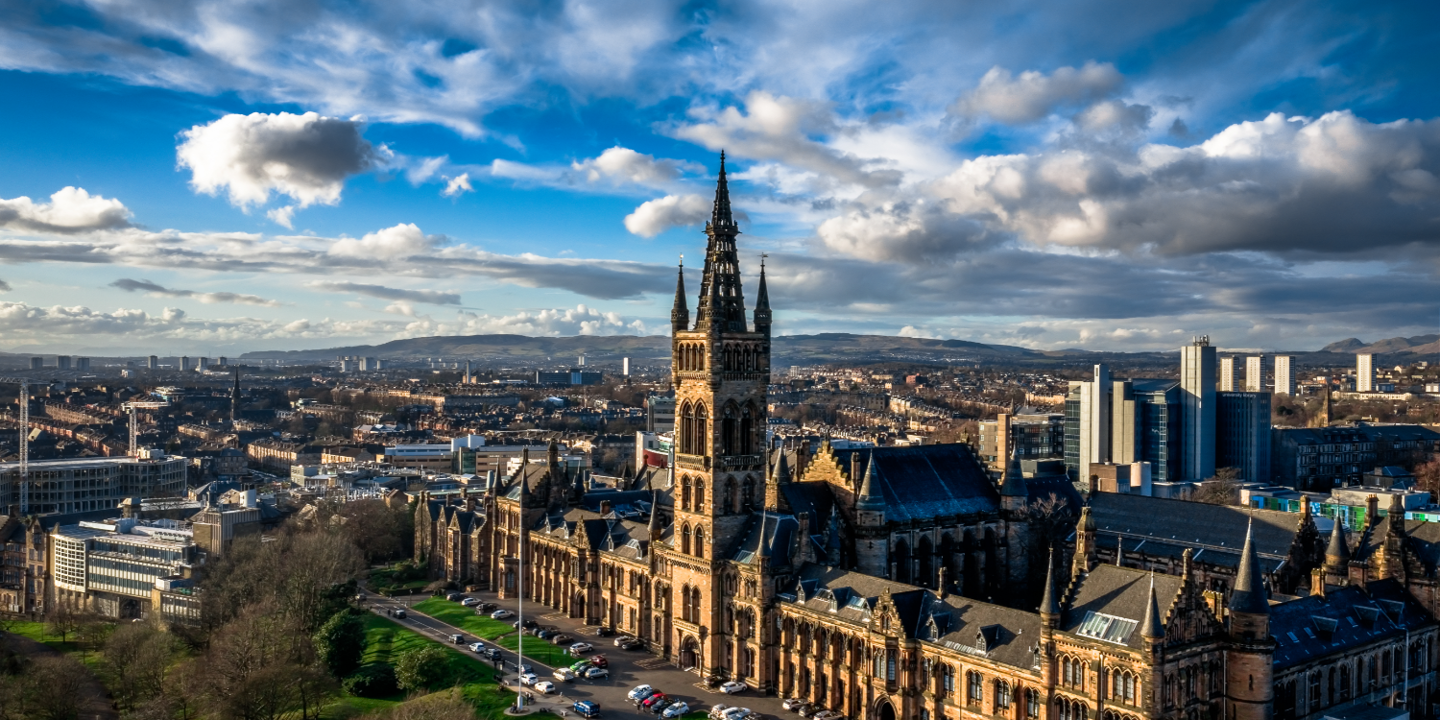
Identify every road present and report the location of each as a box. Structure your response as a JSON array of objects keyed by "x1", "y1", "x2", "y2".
[{"x1": 359, "y1": 587, "x2": 794, "y2": 720}]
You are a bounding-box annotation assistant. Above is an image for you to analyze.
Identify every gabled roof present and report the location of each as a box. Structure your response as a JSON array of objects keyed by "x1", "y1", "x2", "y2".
[
  {"x1": 929, "y1": 595, "x2": 1043, "y2": 671},
  {"x1": 1087, "y1": 493, "x2": 1296, "y2": 558},
  {"x1": 1063, "y1": 564, "x2": 1184, "y2": 650},
  {"x1": 789, "y1": 565, "x2": 928, "y2": 635},
  {"x1": 732, "y1": 512, "x2": 799, "y2": 569},
  {"x1": 1270, "y1": 579, "x2": 1435, "y2": 670},
  {"x1": 833, "y1": 445, "x2": 998, "y2": 521}
]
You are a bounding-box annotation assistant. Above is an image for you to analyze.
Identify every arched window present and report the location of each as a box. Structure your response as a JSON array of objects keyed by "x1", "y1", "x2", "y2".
[
  {"x1": 1110, "y1": 670, "x2": 1136, "y2": 705},
  {"x1": 695, "y1": 482, "x2": 705, "y2": 511},
  {"x1": 743, "y1": 477, "x2": 756, "y2": 509},
  {"x1": 679, "y1": 402, "x2": 693, "y2": 454},
  {"x1": 1061, "y1": 655, "x2": 1084, "y2": 690},
  {"x1": 725, "y1": 478, "x2": 738, "y2": 514},
  {"x1": 995, "y1": 680, "x2": 1012, "y2": 710},
  {"x1": 1025, "y1": 689, "x2": 1040, "y2": 719},
  {"x1": 740, "y1": 405, "x2": 754, "y2": 454},
  {"x1": 691, "y1": 588, "x2": 702, "y2": 621},
  {"x1": 721, "y1": 403, "x2": 738, "y2": 456},
  {"x1": 941, "y1": 664, "x2": 954, "y2": 696},
  {"x1": 967, "y1": 671, "x2": 983, "y2": 706},
  {"x1": 682, "y1": 584, "x2": 692, "y2": 622},
  {"x1": 682, "y1": 476, "x2": 692, "y2": 511},
  {"x1": 696, "y1": 403, "x2": 709, "y2": 456},
  {"x1": 682, "y1": 524, "x2": 692, "y2": 555},
  {"x1": 694, "y1": 527, "x2": 706, "y2": 558}
]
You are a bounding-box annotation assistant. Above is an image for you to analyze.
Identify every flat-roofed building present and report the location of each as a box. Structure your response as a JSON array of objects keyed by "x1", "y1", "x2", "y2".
[
  {"x1": 51, "y1": 518, "x2": 197, "y2": 619},
  {"x1": 0, "y1": 454, "x2": 187, "y2": 516},
  {"x1": 1274, "y1": 355, "x2": 1295, "y2": 395}
]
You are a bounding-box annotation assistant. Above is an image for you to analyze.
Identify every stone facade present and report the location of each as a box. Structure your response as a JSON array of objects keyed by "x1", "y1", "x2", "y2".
[{"x1": 415, "y1": 157, "x2": 1440, "y2": 719}]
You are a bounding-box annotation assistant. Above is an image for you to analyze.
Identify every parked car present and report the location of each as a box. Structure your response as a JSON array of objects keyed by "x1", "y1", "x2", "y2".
[
  {"x1": 709, "y1": 704, "x2": 730, "y2": 720},
  {"x1": 720, "y1": 680, "x2": 748, "y2": 694},
  {"x1": 553, "y1": 668, "x2": 576, "y2": 682},
  {"x1": 632, "y1": 689, "x2": 661, "y2": 706},
  {"x1": 721, "y1": 707, "x2": 752, "y2": 720},
  {"x1": 649, "y1": 698, "x2": 674, "y2": 715},
  {"x1": 550, "y1": 633, "x2": 573, "y2": 645},
  {"x1": 460, "y1": 597, "x2": 480, "y2": 606},
  {"x1": 569, "y1": 642, "x2": 593, "y2": 654},
  {"x1": 589, "y1": 654, "x2": 608, "y2": 668},
  {"x1": 535, "y1": 628, "x2": 554, "y2": 639},
  {"x1": 446, "y1": 592, "x2": 463, "y2": 601},
  {"x1": 642, "y1": 693, "x2": 669, "y2": 710},
  {"x1": 535, "y1": 681, "x2": 556, "y2": 694},
  {"x1": 614, "y1": 635, "x2": 638, "y2": 647},
  {"x1": 619, "y1": 639, "x2": 645, "y2": 651},
  {"x1": 478, "y1": 602, "x2": 499, "y2": 612},
  {"x1": 661, "y1": 701, "x2": 691, "y2": 718},
  {"x1": 813, "y1": 712, "x2": 845, "y2": 720},
  {"x1": 584, "y1": 667, "x2": 609, "y2": 680},
  {"x1": 794, "y1": 706, "x2": 819, "y2": 719},
  {"x1": 627, "y1": 685, "x2": 655, "y2": 702},
  {"x1": 570, "y1": 659, "x2": 593, "y2": 673},
  {"x1": 573, "y1": 701, "x2": 601, "y2": 718},
  {"x1": 491, "y1": 609, "x2": 513, "y2": 620},
  {"x1": 595, "y1": 626, "x2": 616, "y2": 637},
  {"x1": 519, "y1": 673, "x2": 539, "y2": 686},
  {"x1": 782, "y1": 699, "x2": 807, "y2": 711}
]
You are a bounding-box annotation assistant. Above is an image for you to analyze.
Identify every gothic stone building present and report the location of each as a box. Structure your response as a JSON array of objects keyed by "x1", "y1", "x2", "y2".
[{"x1": 415, "y1": 155, "x2": 1439, "y2": 719}]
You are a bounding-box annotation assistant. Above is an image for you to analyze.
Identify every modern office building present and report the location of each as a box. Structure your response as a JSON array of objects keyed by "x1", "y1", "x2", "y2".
[
  {"x1": 1274, "y1": 355, "x2": 1295, "y2": 395},
  {"x1": 646, "y1": 393, "x2": 676, "y2": 432},
  {"x1": 1180, "y1": 337, "x2": 1217, "y2": 481},
  {"x1": 1357, "y1": 353, "x2": 1374, "y2": 392},
  {"x1": 978, "y1": 412, "x2": 1065, "y2": 475},
  {"x1": 1245, "y1": 355, "x2": 1264, "y2": 392},
  {"x1": 0, "y1": 453, "x2": 187, "y2": 516},
  {"x1": 51, "y1": 518, "x2": 197, "y2": 619},
  {"x1": 1217, "y1": 391, "x2": 1272, "y2": 482},
  {"x1": 1067, "y1": 364, "x2": 1111, "y2": 484},
  {"x1": 1067, "y1": 377, "x2": 1182, "y2": 485},
  {"x1": 1219, "y1": 356, "x2": 1237, "y2": 392}
]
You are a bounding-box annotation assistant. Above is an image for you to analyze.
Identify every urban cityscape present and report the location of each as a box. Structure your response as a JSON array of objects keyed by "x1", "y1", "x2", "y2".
[{"x1": 2, "y1": 3, "x2": 1439, "y2": 720}]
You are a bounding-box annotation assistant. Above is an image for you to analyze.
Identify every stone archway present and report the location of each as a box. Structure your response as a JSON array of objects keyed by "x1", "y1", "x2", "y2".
[
  {"x1": 875, "y1": 698, "x2": 896, "y2": 720},
  {"x1": 681, "y1": 636, "x2": 702, "y2": 674}
]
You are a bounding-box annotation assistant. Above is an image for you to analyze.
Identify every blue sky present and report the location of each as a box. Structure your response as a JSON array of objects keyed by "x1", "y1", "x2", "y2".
[{"x1": 0, "y1": 0, "x2": 1437, "y2": 355}]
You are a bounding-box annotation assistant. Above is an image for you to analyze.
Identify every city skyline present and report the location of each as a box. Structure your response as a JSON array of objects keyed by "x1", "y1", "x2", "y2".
[{"x1": 1, "y1": 1, "x2": 1439, "y2": 355}]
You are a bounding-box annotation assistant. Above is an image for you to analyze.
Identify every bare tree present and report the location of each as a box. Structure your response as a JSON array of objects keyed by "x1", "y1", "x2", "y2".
[
  {"x1": 1193, "y1": 467, "x2": 1243, "y2": 505},
  {"x1": 368, "y1": 689, "x2": 477, "y2": 720},
  {"x1": 43, "y1": 602, "x2": 80, "y2": 645}
]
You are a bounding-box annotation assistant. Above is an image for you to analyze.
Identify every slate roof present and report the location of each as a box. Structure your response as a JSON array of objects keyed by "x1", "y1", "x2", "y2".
[
  {"x1": 830, "y1": 445, "x2": 998, "y2": 521},
  {"x1": 1062, "y1": 564, "x2": 1184, "y2": 650},
  {"x1": 1270, "y1": 579, "x2": 1434, "y2": 670},
  {"x1": 789, "y1": 565, "x2": 928, "y2": 634},
  {"x1": 1087, "y1": 493, "x2": 1297, "y2": 560},
  {"x1": 731, "y1": 512, "x2": 801, "y2": 570},
  {"x1": 928, "y1": 596, "x2": 1044, "y2": 671},
  {"x1": 1096, "y1": 535, "x2": 1286, "y2": 576}
]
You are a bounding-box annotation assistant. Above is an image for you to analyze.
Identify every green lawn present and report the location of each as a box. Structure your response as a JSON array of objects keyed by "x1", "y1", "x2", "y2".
[
  {"x1": 492, "y1": 633, "x2": 573, "y2": 668},
  {"x1": 413, "y1": 599, "x2": 518, "y2": 641},
  {"x1": 5, "y1": 620, "x2": 110, "y2": 670},
  {"x1": 353, "y1": 614, "x2": 519, "y2": 719}
]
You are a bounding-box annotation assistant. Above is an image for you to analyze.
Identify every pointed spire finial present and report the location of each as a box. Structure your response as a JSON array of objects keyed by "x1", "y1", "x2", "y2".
[
  {"x1": 856, "y1": 453, "x2": 885, "y2": 512},
  {"x1": 1326, "y1": 514, "x2": 1351, "y2": 566},
  {"x1": 1141, "y1": 574, "x2": 1164, "y2": 639},
  {"x1": 1230, "y1": 516, "x2": 1270, "y2": 615},
  {"x1": 1040, "y1": 545, "x2": 1062, "y2": 618},
  {"x1": 1000, "y1": 441, "x2": 1027, "y2": 497}
]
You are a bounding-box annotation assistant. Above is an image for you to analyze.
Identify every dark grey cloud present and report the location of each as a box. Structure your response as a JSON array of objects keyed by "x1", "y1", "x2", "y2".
[
  {"x1": 109, "y1": 278, "x2": 283, "y2": 306},
  {"x1": 309, "y1": 281, "x2": 461, "y2": 305}
]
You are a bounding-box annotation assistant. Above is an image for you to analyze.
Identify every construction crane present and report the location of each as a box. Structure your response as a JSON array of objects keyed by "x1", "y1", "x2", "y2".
[
  {"x1": 0, "y1": 377, "x2": 31, "y2": 514},
  {"x1": 122, "y1": 399, "x2": 170, "y2": 457}
]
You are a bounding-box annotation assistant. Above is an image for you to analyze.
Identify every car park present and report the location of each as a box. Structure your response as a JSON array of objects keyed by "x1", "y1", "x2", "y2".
[
  {"x1": 491, "y1": 609, "x2": 514, "y2": 619},
  {"x1": 584, "y1": 667, "x2": 609, "y2": 680},
  {"x1": 553, "y1": 668, "x2": 576, "y2": 682},
  {"x1": 569, "y1": 641, "x2": 593, "y2": 654},
  {"x1": 720, "y1": 680, "x2": 748, "y2": 694},
  {"x1": 627, "y1": 685, "x2": 654, "y2": 702},
  {"x1": 661, "y1": 701, "x2": 691, "y2": 718},
  {"x1": 519, "y1": 673, "x2": 539, "y2": 686},
  {"x1": 460, "y1": 597, "x2": 480, "y2": 606},
  {"x1": 614, "y1": 635, "x2": 637, "y2": 647},
  {"x1": 535, "y1": 681, "x2": 556, "y2": 694},
  {"x1": 573, "y1": 701, "x2": 601, "y2": 718}
]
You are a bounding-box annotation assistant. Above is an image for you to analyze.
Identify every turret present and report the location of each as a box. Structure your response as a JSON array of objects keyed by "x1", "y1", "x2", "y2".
[
  {"x1": 999, "y1": 442, "x2": 1027, "y2": 513},
  {"x1": 853, "y1": 452, "x2": 888, "y2": 576},
  {"x1": 1039, "y1": 546, "x2": 1063, "y2": 628},
  {"x1": 754, "y1": 256, "x2": 772, "y2": 336},
  {"x1": 1140, "y1": 575, "x2": 1164, "y2": 641},
  {"x1": 671, "y1": 262, "x2": 689, "y2": 332},
  {"x1": 1226, "y1": 519, "x2": 1274, "y2": 720},
  {"x1": 856, "y1": 454, "x2": 886, "y2": 517},
  {"x1": 1324, "y1": 516, "x2": 1350, "y2": 581},
  {"x1": 1072, "y1": 506, "x2": 1096, "y2": 579}
]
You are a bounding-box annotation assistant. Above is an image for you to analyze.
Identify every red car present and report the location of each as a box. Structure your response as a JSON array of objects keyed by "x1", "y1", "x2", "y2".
[
  {"x1": 590, "y1": 655, "x2": 609, "y2": 668},
  {"x1": 643, "y1": 693, "x2": 669, "y2": 710}
]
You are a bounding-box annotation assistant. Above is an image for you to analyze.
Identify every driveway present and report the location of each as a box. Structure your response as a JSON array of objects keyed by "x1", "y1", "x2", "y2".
[{"x1": 360, "y1": 588, "x2": 793, "y2": 720}]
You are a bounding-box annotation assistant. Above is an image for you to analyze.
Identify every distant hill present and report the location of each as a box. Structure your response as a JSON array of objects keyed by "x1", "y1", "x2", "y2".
[
  {"x1": 240, "y1": 332, "x2": 1057, "y2": 366},
  {"x1": 1320, "y1": 335, "x2": 1440, "y2": 356}
]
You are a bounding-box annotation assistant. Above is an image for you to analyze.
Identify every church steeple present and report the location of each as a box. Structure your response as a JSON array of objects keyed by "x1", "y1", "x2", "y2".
[
  {"x1": 695, "y1": 152, "x2": 748, "y2": 333},
  {"x1": 671, "y1": 261, "x2": 689, "y2": 332}
]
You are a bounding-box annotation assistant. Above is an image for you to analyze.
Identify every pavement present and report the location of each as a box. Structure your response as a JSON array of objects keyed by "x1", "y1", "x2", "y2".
[{"x1": 359, "y1": 587, "x2": 793, "y2": 720}]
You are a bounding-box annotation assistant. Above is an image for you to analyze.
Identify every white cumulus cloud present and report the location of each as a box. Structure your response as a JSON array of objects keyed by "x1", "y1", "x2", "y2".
[
  {"x1": 328, "y1": 223, "x2": 444, "y2": 258},
  {"x1": 952, "y1": 62, "x2": 1125, "y2": 124},
  {"x1": 176, "y1": 112, "x2": 385, "y2": 214},
  {"x1": 624, "y1": 194, "x2": 710, "y2": 237},
  {"x1": 442, "y1": 173, "x2": 474, "y2": 198},
  {"x1": 0, "y1": 187, "x2": 132, "y2": 234}
]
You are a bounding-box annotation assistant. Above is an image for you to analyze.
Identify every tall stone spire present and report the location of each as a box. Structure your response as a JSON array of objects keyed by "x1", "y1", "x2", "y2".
[
  {"x1": 671, "y1": 261, "x2": 689, "y2": 332},
  {"x1": 230, "y1": 367, "x2": 241, "y2": 423},
  {"x1": 648, "y1": 488, "x2": 663, "y2": 535},
  {"x1": 1325, "y1": 516, "x2": 1350, "y2": 571},
  {"x1": 753, "y1": 254, "x2": 772, "y2": 336},
  {"x1": 1230, "y1": 518, "x2": 1270, "y2": 615},
  {"x1": 695, "y1": 152, "x2": 748, "y2": 333},
  {"x1": 1140, "y1": 575, "x2": 1164, "y2": 639}
]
